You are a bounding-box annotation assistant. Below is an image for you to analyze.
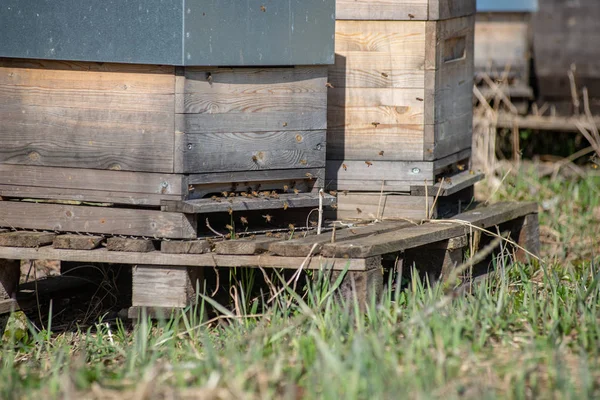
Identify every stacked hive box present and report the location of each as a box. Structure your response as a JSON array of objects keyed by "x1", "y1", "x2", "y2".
[
  {"x1": 0, "y1": 0, "x2": 335, "y2": 239},
  {"x1": 327, "y1": 0, "x2": 480, "y2": 220}
]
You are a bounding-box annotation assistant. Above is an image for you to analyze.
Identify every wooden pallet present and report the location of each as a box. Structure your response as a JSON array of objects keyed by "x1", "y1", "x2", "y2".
[{"x1": 0, "y1": 201, "x2": 540, "y2": 323}]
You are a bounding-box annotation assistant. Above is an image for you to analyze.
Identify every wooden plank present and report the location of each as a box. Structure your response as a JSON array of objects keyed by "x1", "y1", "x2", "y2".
[
  {"x1": 0, "y1": 246, "x2": 371, "y2": 271},
  {"x1": 179, "y1": 130, "x2": 326, "y2": 174},
  {"x1": 326, "y1": 160, "x2": 434, "y2": 183},
  {"x1": 53, "y1": 234, "x2": 104, "y2": 250},
  {"x1": 269, "y1": 221, "x2": 414, "y2": 257},
  {"x1": 433, "y1": 149, "x2": 472, "y2": 173},
  {"x1": 0, "y1": 259, "x2": 20, "y2": 301},
  {"x1": 107, "y1": 237, "x2": 156, "y2": 253},
  {"x1": 0, "y1": 232, "x2": 56, "y2": 248},
  {"x1": 161, "y1": 240, "x2": 211, "y2": 255},
  {"x1": 179, "y1": 66, "x2": 327, "y2": 133},
  {"x1": 515, "y1": 213, "x2": 540, "y2": 262},
  {"x1": 0, "y1": 165, "x2": 183, "y2": 206},
  {"x1": 331, "y1": 266, "x2": 384, "y2": 311},
  {"x1": 322, "y1": 202, "x2": 539, "y2": 258},
  {"x1": 132, "y1": 265, "x2": 202, "y2": 309},
  {"x1": 326, "y1": 180, "x2": 412, "y2": 192},
  {"x1": 428, "y1": 0, "x2": 476, "y2": 21},
  {"x1": 473, "y1": 114, "x2": 600, "y2": 132},
  {"x1": 327, "y1": 125, "x2": 425, "y2": 161},
  {"x1": 410, "y1": 171, "x2": 484, "y2": 197},
  {"x1": 0, "y1": 60, "x2": 175, "y2": 173},
  {"x1": 161, "y1": 193, "x2": 336, "y2": 214},
  {"x1": 335, "y1": 0, "x2": 428, "y2": 20},
  {"x1": 215, "y1": 236, "x2": 281, "y2": 255},
  {"x1": 0, "y1": 201, "x2": 197, "y2": 239},
  {"x1": 188, "y1": 168, "x2": 325, "y2": 185},
  {"x1": 333, "y1": 193, "x2": 433, "y2": 220}
]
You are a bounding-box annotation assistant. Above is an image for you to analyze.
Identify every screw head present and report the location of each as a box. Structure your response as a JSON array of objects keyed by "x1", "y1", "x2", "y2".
[{"x1": 411, "y1": 167, "x2": 421, "y2": 174}]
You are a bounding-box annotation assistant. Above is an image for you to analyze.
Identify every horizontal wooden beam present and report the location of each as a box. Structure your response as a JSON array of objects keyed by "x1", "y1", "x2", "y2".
[
  {"x1": 474, "y1": 114, "x2": 600, "y2": 132},
  {"x1": 410, "y1": 171, "x2": 484, "y2": 197}
]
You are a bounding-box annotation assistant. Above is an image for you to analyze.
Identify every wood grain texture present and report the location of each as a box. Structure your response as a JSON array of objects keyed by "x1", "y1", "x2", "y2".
[
  {"x1": 333, "y1": 193, "x2": 434, "y2": 220},
  {"x1": 0, "y1": 232, "x2": 56, "y2": 248},
  {"x1": 0, "y1": 259, "x2": 20, "y2": 302},
  {"x1": 335, "y1": 0, "x2": 428, "y2": 20},
  {"x1": 179, "y1": 130, "x2": 326, "y2": 173},
  {"x1": 0, "y1": 165, "x2": 183, "y2": 206},
  {"x1": 0, "y1": 59, "x2": 175, "y2": 173},
  {"x1": 428, "y1": 0, "x2": 476, "y2": 21},
  {"x1": 107, "y1": 237, "x2": 156, "y2": 253},
  {"x1": 215, "y1": 236, "x2": 280, "y2": 255},
  {"x1": 410, "y1": 171, "x2": 484, "y2": 196},
  {"x1": 0, "y1": 246, "x2": 371, "y2": 271},
  {"x1": 0, "y1": 201, "x2": 197, "y2": 239},
  {"x1": 268, "y1": 221, "x2": 413, "y2": 257},
  {"x1": 326, "y1": 159, "x2": 434, "y2": 182},
  {"x1": 53, "y1": 234, "x2": 104, "y2": 250},
  {"x1": 331, "y1": 267, "x2": 384, "y2": 311},
  {"x1": 161, "y1": 240, "x2": 211, "y2": 255},
  {"x1": 132, "y1": 265, "x2": 202, "y2": 308},
  {"x1": 178, "y1": 66, "x2": 327, "y2": 133}
]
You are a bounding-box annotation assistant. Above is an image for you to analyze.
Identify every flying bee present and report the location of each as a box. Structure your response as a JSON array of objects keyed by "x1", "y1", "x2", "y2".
[
  {"x1": 408, "y1": 13, "x2": 415, "y2": 19},
  {"x1": 356, "y1": 208, "x2": 362, "y2": 214},
  {"x1": 283, "y1": 201, "x2": 289, "y2": 210},
  {"x1": 225, "y1": 224, "x2": 234, "y2": 231},
  {"x1": 288, "y1": 224, "x2": 295, "y2": 231},
  {"x1": 293, "y1": 188, "x2": 300, "y2": 194},
  {"x1": 379, "y1": 150, "x2": 385, "y2": 156},
  {"x1": 252, "y1": 155, "x2": 258, "y2": 162},
  {"x1": 283, "y1": 184, "x2": 289, "y2": 192},
  {"x1": 331, "y1": 204, "x2": 338, "y2": 210},
  {"x1": 371, "y1": 122, "x2": 380, "y2": 127},
  {"x1": 416, "y1": 97, "x2": 423, "y2": 102},
  {"x1": 343, "y1": 190, "x2": 349, "y2": 196},
  {"x1": 329, "y1": 190, "x2": 337, "y2": 196},
  {"x1": 365, "y1": 161, "x2": 373, "y2": 167},
  {"x1": 305, "y1": 172, "x2": 313, "y2": 179},
  {"x1": 457, "y1": 164, "x2": 466, "y2": 171},
  {"x1": 381, "y1": 72, "x2": 389, "y2": 78},
  {"x1": 283, "y1": 122, "x2": 288, "y2": 127},
  {"x1": 260, "y1": 5, "x2": 266, "y2": 12},
  {"x1": 240, "y1": 216, "x2": 248, "y2": 225},
  {"x1": 325, "y1": 82, "x2": 334, "y2": 88},
  {"x1": 228, "y1": 207, "x2": 233, "y2": 215},
  {"x1": 263, "y1": 214, "x2": 273, "y2": 222},
  {"x1": 342, "y1": 163, "x2": 348, "y2": 171}
]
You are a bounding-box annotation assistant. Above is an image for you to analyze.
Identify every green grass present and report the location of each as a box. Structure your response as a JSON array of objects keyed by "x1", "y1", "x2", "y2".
[{"x1": 1, "y1": 167, "x2": 600, "y2": 399}]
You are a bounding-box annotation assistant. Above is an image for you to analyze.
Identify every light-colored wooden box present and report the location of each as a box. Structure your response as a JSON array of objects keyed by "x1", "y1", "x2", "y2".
[
  {"x1": 327, "y1": 0, "x2": 477, "y2": 219},
  {"x1": 0, "y1": 59, "x2": 328, "y2": 238}
]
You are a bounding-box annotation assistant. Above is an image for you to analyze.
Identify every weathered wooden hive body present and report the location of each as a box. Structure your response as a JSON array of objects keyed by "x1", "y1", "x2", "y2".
[
  {"x1": 0, "y1": 0, "x2": 335, "y2": 239},
  {"x1": 327, "y1": 0, "x2": 480, "y2": 219}
]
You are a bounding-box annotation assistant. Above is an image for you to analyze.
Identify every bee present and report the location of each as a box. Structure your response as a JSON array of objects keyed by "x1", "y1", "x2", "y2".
[
  {"x1": 408, "y1": 13, "x2": 415, "y2": 19},
  {"x1": 309, "y1": 220, "x2": 317, "y2": 227},
  {"x1": 288, "y1": 224, "x2": 295, "y2": 231},
  {"x1": 263, "y1": 214, "x2": 273, "y2": 222},
  {"x1": 206, "y1": 72, "x2": 213, "y2": 83},
  {"x1": 356, "y1": 208, "x2": 362, "y2": 214},
  {"x1": 365, "y1": 161, "x2": 373, "y2": 167},
  {"x1": 381, "y1": 72, "x2": 389, "y2": 78},
  {"x1": 241, "y1": 192, "x2": 249, "y2": 197},
  {"x1": 228, "y1": 207, "x2": 233, "y2": 215},
  {"x1": 457, "y1": 164, "x2": 466, "y2": 171},
  {"x1": 469, "y1": 170, "x2": 475, "y2": 175},
  {"x1": 227, "y1": 198, "x2": 234, "y2": 204},
  {"x1": 274, "y1": 233, "x2": 283, "y2": 238},
  {"x1": 331, "y1": 204, "x2": 338, "y2": 210},
  {"x1": 229, "y1": 192, "x2": 236, "y2": 197},
  {"x1": 252, "y1": 155, "x2": 258, "y2": 162},
  {"x1": 188, "y1": 185, "x2": 195, "y2": 192},
  {"x1": 342, "y1": 163, "x2": 348, "y2": 171},
  {"x1": 371, "y1": 122, "x2": 380, "y2": 127},
  {"x1": 350, "y1": 229, "x2": 357, "y2": 234},
  {"x1": 325, "y1": 82, "x2": 334, "y2": 88},
  {"x1": 379, "y1": 150, "x2": 385, "y2": 156},
  {"x1": 211, "y1": 195, "x2": 219, "y2": 202},
  {"x1": 444, "y1": 177, "x2": 452, "y2": 184},
  {"x1": 329, "y1": 190, "x2": 338, "y2": 196},
  {"x1": 225, "y1": 224, "x2": 234, "y2": 231},
  {"x1": 293, "y1": 188, "x2": 300, "y2": 195},
  {"x1": 251, "y1": 191, "x2": 259, "y2": 197},
  {"x1": 283, "y1": 201, "x2": 289, "y2": 210},
  {"x1": 260, "y1": 5, "x2": 266, "y2": 12},
  {"x1": 283, "y1": 184, "x2": 289, "y2": 192},
  {"x1": 305, "y1": 172, "x2": 313, "y2": 179},
  {"x1": 299, "y1": 159, "x2": 307, "y2": 165},
  {"x1": 266, "y1": 232, "x2": 273, "y2": 237},
  {"x1": 240, "y1": 216, "x2": 248, "y2": 225},
  {"x1": 270, "y1": 191, "x2": 280, "y2": 199},
  {"x1": 283, "y1": 122, "x2": 288, "y2": 127},
  {"x1": 343, "y1": 190, "x2": 349, "y2": 196},
  {"x1": 416, "y1": 97, "x2": 423, "y2": 102},
  {"x1": 221, "y1": 191, "x2": 229, "y2": 197}
]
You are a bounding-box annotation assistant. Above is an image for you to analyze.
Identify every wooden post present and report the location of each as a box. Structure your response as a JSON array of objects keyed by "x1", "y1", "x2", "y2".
[
  {"x1": 0, "y1": 259, "x2": 20, "y2": 336},
  {"x1": 403, "y1": 235, "x2": 467, "y2": 284},
  {"x1": 330, "y1": 256, "x2": 383, "y2": 311},
  {"x1": 129, "y1": 265, "x2": 205, "y2": 318},
  {"x1": 515, "y1": 213, "x2": 541, "y2": 262}
]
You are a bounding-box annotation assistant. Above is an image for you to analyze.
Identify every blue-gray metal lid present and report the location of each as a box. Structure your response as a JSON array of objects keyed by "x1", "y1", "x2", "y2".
[
  {"x1": 0, "y1": 0, "x2": 335, "y2": 66},
  {"x1": 477, "y1": 0, "x2": 538, "y2": 12}
]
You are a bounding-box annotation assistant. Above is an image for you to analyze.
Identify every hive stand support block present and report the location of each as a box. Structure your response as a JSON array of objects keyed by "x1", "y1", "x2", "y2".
[
  {"x1": 0, "y1": 259, "x2": 20, "y2": 337},
  {"x1": 329, "y1": 256, "x2": 383, "y2": 312}
]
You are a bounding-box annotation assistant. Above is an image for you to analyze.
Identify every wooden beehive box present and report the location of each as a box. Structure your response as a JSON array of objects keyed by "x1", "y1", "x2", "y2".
[
  {"x1": 0, "y1": 0, "x2": 335, "y2": 239},
  {"x1": 327, "y1": 0, "x2": 480, "y2": 220}
]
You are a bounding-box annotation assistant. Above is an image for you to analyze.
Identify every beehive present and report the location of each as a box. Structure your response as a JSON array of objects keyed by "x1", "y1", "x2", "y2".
[
  {"x1": 0, "y1": 0, "x2": 335, "y2": 239},
  {"x1": 327, "y1": 0, "x2": 479, "y2": 220}
]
